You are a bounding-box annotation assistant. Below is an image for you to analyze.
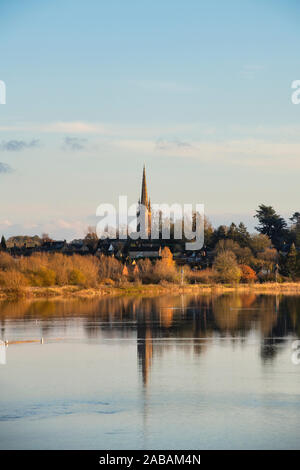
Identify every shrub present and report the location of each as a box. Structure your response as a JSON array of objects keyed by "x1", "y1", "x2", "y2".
[
  {"x1": 161, "y1": 247, "x2": 174, "y2": 266},
  {"x1": 102, "y1": 278, "x2": 115, "y2": 286},
  {"x1": 239, "y1": 264, "x2": 257, "y2": 283},
  {"x1": 18, "y1": 253, "x2": 49, "y2": 276},
  {"x1": 98, "y1": 255, "x2": 122, "y2": 281},
  {"x1": 0, "y1": 252, "x2": 15, "y2": 270},
  {"x1": 188, "y1": 267, "x2": 216, "y2": 284},
  {"x1": 32, "y1": 267, "x2": 56, "y2": 287},
  {"x1": 70, "y1": 255, "x2": 99, "y2": 287},
  {"x1": 49, "y1": 253, "x2": 72, "y2": 285},
  {"x1": 129, "y1": 264, "x2": 140, "y2": 282},
  {"x1": 213, "y1": 250, "x2": 241, "y2": 283},
  {"x1": 137, "y1": 259, "x2": 153, "y2": 283},
  {"x1": 0, "y1": 269, "x2": 28, "y2": 292},
  {"x1": 215, "y1": 240, "x2": 253, "y2": 265},
  {"x1": 69, "y1": 268, "x2": 86, "y2": 286},
  {"x1": 152, "y1": 259, "x2": 179, "y2": 283}
]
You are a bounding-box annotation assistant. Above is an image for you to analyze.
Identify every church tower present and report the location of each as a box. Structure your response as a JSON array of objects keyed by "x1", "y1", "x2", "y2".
[{"x1": 137, "y1": 165, "x2": 151, "y2": 236}]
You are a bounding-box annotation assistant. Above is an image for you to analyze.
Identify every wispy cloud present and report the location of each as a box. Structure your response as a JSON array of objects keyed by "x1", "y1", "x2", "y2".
[
  {"x1": 0, "y1": 122, "x2": 107, "y2": 134},
  {"x1": 2, "y1": 120, "x2": 300, "y2": 141},
  {"x1": 241, "y1": 64, "x2": 265, "y2": 79},
  {"x1": 115, "y1": 137, "x2": 300, "y2": 169},
  {"x1": 155, "y1": 138, "x2": 192, "y2": 151},
  {"x1": 62, "y1": 136, "x2": 88, "y2": 151},
  {"x1": 0, "y1": 121, "x2": 300, "y2": 170},
  {"x1": 0, "y1": 162, "x2": 13, "y2": 173},
  {"x1": 0, "y1": 139, "x2": 39, "y2": 151},
  {"x1": 134, "y1": 79, "x2": 197, "y2": 93},
  {"x1": 0, "y1": 218, "x2": 88, "y2": 241},
  {"x1": 43, "y1": 122, "x2": 106, "y2": 134}
]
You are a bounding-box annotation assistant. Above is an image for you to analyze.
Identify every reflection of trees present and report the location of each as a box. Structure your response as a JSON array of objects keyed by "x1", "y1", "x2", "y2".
[
  {"x1": 258, "y1": 295, "x2": 299, "y2": 362},
  {"x1": 213, "y1": 294, "x2": 253, "y2": 334},
  {"x1": 1, "y1": 293, "x2": 300, "y2": 380},
  {"x1": 260, "y1": 337, "x2": 278, "y2": 362}
]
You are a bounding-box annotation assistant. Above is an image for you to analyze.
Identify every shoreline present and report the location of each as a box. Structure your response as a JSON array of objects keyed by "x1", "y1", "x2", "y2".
[{"x1": 1, "y1": 282, "x2": 300, "y2": 300}]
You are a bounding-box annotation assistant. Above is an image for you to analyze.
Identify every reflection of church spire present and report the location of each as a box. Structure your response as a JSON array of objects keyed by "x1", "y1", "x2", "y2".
[{"x1": 137, "y1": 321, "x2": 153, "y2": 386}]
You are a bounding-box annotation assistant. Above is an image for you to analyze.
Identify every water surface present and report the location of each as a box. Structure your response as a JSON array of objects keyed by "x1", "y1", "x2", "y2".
[{"x1": 0, "y1": 293, "x2": 300, "y2": 449}]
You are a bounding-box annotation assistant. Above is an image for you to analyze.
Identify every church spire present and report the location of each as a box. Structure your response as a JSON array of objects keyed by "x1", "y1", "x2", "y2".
[
  {"x1": 140, "y1": 164, "x2": 149, "y2": 208},
  {"x1": 137, "y1": 165, "x2": 151, "y2": 236}
]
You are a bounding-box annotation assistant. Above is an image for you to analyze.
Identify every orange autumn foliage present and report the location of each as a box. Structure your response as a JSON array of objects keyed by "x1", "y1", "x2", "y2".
[{"x1": 239, "y1": 264, "x2": 257, "y2": 283}]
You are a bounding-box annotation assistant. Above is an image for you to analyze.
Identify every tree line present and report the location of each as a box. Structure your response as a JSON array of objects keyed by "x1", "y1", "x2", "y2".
[
  {"x1": 199, "y1": 204, "x2": 300, "y2": 282},
  {"x1": 0, "y1": 204, "x2": 299, "y2": 290}
]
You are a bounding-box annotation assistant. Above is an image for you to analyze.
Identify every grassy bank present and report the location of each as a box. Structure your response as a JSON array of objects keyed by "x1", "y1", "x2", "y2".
[{"x1": 1, "y1": 281, "x2": 300, "y2": 300}]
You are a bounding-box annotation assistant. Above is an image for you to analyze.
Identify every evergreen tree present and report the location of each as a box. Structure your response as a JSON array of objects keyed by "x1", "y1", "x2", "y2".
[
  {"x1": 228, "y1": 222, "x2": 251, "y2": 247},
  {"x1": 203, "y1": 217, "x2": 214, "y2": 249},
  {"x1": 255, "y1": 204, "x2": 288, "y2": 250},
  {"x1": 227, "y1": 223, "x2": 238, "y2": 241},
  {"x1": 237, "y1": 222, "x2": 251, "y2": 247},
  {"x1": 0, "y1": 235, "x2": 7, "y2": 251},
  {"x1": 211, "y1": 225, "x2": 227, "y2": 247},
  {"x1": 290, "y1": 212, "x2": 300, "y2": 248},
  {"x1": 290, "y1": 212, "x2": 300, "y2": 224},
  {"x1": 286, "y1": 243, "x2": 298, "y2": 279}
]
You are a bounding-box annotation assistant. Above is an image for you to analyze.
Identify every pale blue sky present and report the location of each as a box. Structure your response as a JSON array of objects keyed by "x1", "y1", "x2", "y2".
[{"x1": 0, "y1": 0, "x2": 300, "y2": 239}]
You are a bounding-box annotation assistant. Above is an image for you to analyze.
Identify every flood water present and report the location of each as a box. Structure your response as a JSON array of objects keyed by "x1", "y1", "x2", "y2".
[{"x1": 0, "y1": 293, "x2": 300, "y2": 450}]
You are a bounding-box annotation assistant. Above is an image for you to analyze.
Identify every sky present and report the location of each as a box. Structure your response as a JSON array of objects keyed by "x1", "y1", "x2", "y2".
[{"x1": 0, "y1": 0, "x2": 300, "y2": 240}]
